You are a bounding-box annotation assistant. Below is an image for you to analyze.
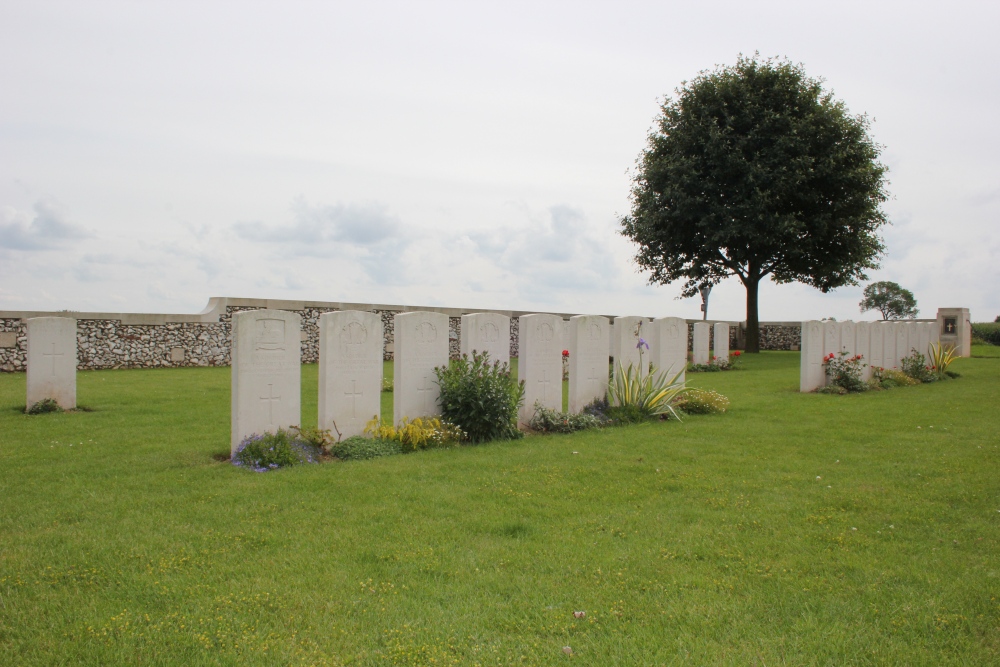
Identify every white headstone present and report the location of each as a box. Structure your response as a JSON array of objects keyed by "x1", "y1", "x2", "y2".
[
  {"x1": 855, "y1": 322, "x2": 871, "y2": 381},
  {"x1": 869, "y1": 323, "x2": 884, "y2": 371},
  {"x1": 713, "y1": 322, "x2": 730, "y2": 363},
  {"x1": 916, "y1": 322, "x2": 931, "y2": 361},
  {"x1": 881, "y1": 323, "x2": 897, "y2": 369},
  {"x1": 26, "y1": 317, "x2": 77, "y2": 410},
  {"x1": 567, "y1": 315, "x2": 609, "y2": 413},
  {"x1": 692, "y1": 322, "x2": 711, "y2": 365},
  {"x1": 651, "y1": 317, "x2": 687, "y2": 383},
  {"x1": 800, "y1": 320, "x2": 824, "y2": 392},
  {"x1": 319, "y1": 311, "x2": 383, "y2": 440},
  {"x1": 231, "y1": 309, "x2": 301, "y2": 455},
  {"x1": 611, "y1": 316, "x2": 648, "y2": 376},
  {"x1": 823, "y1": 321, "x2": 841, "y2": 360},
  {"x1": 460, "y1": 312, "x2": 510, "y2": 366},
  {"x1": 840, "y1": 321, "x2": 856, "y2": 358},
  {"x1": 894, "y1": 322, "x2": 909, "y2": 367},
  {"x1": 518, "y1": 313, "x2": 563, "y2": 426},
  {"x1": 394, "y1": 311, "x2": 449, "y2": 424}
]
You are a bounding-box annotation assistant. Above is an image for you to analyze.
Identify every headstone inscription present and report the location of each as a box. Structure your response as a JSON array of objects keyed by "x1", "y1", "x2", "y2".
[
  {"x1": 394, "y1": 311, "x2": 449, "y2": 424},
  {"x1": 823, "y1": 321, "x2": 841, "y2": 360},
  {"x1": 567, "y1": 315, "x2": 609, "y2": 413},
  {"x1": 799, "y1": 320, "x2": 825, "y2": 392},
  {"x1": 319, "y1": 311, "x2": 383, "y2": 439},
  {"x1": 651, "y1": 317, "x2": 687, "y2": 383},
  {"x1": 26, "y1": 317, "x2": 77, "y2": 410},
  {"x1": 518, "y1": 313, "x2": 563, "y2": 426},
  {"x1": 611, "y1": 316, "x2": 648, "y2": 376},
  {"x1": 840, "y1": 321, "x2": 856, "y2": 359},
  {"x1": 692, "y1": 322, "x2": 711, "y2": 365},
  {"x1": 460, "y1": 312, "x2": 510, "y2": 366},
  {"x1": 855, "y1": 322, "x2": 871, "y2": 381},
  {"x1": 231, "y1": 309, "x2": 301, "y2": 455},
  {"x1": 713, "y1": 322, "x2": 730, "y2": 363}
]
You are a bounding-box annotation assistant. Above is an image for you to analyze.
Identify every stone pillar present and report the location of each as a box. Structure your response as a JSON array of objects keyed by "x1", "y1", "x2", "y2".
[
  {"x1": 936, "y1": 308, "x2": 971, "y2": 357},
  {"x1": 800, "y1": 320, "x2": 824, "y2": 392},
  {"x1": 567, "y1": 315, "x2": 609, "y2": 414},
  {"x1": 319, "y1": 311, "x2": 383, "y2": 440},
  {"x1": 518, "y1": 313, "x2": 563, "y2": 426},
  {"x1": 394, "y1": 311, "x2": 449, "y2": 424},
  {"x1": 460, "y1": 312, "x2": 510, "y2": 366},
  {"x1": 231, "y1": 309, "x2": 301, "y2": 455},
  {"x1": 26, "y1": 317, "x2": 77, "y2": 410}
]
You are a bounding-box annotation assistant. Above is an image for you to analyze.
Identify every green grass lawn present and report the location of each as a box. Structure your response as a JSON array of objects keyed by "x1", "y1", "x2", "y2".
[{"x1": 1, "y1": 349, "x2": 998, "y2": 665}]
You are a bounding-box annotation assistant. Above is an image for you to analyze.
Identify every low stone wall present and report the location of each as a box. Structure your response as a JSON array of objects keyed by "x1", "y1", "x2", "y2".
[{"x1": 0, "y1": 296, "x2": 797, "y2": 372}]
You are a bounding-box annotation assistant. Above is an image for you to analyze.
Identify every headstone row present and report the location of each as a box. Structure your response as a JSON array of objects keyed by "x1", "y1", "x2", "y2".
[{"x1": 800, "y1": 320, "x2": 939, "y2": 392}]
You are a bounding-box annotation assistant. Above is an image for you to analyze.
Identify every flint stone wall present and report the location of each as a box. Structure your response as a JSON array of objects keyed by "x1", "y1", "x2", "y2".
[{"x1": 1, "y1": 297, "x2": 803, "y2": 372}]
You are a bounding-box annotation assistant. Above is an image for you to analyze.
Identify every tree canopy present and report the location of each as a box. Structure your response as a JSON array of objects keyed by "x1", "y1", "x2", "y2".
[
  {"x1": 859, "y1": 281, "x2": 918, "y2": 320},
  {"x1": 620, "y1": 55, "x2": 890, "y2": 352}
]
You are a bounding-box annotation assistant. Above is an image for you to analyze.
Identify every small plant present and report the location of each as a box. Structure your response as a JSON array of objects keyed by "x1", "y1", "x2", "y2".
[
  {"x1": 434, "y1": 350, "x2": 525, "y2": 443},
  {"x1": 528, "y1": 403, "x2": 604, "y2": 434},
  {"x1": 871, "y1": 367, "x2": 919, "y2": 388},
  {"x1": 688, "y1": 362, "x2": 723, "y2": 373},
  {"x1": 330, "y1": 436, "x2": 402, "y2": 461},
  {"x1": 608, "y1": 322, "x2": 687, "y2": 421},
  {"x1": 232, "y1": 429, "x2": 320, "y2": 472},
  {"x1": 927, "y1": 342, "x2": 959, "y2": 377},
  {"x1": 562, "y1": 349, "x2": 570, "y2": 380},
  {"x1": 25, "y1": 398, "x2": 61, "y2": 415},
  {"x1": 822, "y1": 351, "x2": 868, "y2": 393},
  {"x1": 900, "y1": 349, "x2": 937, "y2": 383},
  {"x1": 289, "y1": 425, "x2": 336, "y2": 455},
  {"x1": 364, "y1": 416, "x2": 465, "y2": 452},
  {"x1": 728, "y1": 350, "x2": 743, "y2": 369},
  {"x1": 381, "y1": 377, "x2": 394, "y2": 392},
  {"x1": 672, "y1": 388, "x2": 729, "y2": 414}
]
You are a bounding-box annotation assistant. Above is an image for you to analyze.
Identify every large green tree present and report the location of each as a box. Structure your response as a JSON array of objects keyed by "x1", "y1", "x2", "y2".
[
  {"x1": 620, "y1": 55, "x2": 890, "y2": 352},
  {"x1": 859, "y1": 281, "x2": 918, "y2": 320}
]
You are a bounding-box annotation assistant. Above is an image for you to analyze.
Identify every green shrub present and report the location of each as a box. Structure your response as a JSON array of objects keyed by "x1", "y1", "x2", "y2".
[
  {"x1": 330, "y1": 436, "x2": 402, "y2": 461},
  {"x1": 289, "y1": 425, "x2": 335, "y2": 455},
  {"x1": 232, "y1": 429, "x2": 320, "y2": 472},
  {"x1": 528, "y1": 403, "x2": 604, "y2": 434},
  {"x1": 971, "y1": 322, "x2": 1000, "y2": 345},
  {"x1": 25, "y1": 398, "x2": 61, "y2": 415},
  {"x1": 900, "y1": 349, "x2": 937, "y2": 383},
  {"x1": 434, "y1": 351, "x2": 525, "y2": 443},
  {"x1": 822, "y1": 351, "x2": 868, "y2": 393},
  {"x1": 672, "y1": 388, "x2": 730, "y2": 414}
]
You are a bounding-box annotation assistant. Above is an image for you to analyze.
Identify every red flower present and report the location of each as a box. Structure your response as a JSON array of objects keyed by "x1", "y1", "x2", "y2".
[
  {"x1": 562, "y1": 350, "x2": 569, "y2": 357},
  {"x1": 732, "y1": 350, "x2": 742, "y2": 357}
]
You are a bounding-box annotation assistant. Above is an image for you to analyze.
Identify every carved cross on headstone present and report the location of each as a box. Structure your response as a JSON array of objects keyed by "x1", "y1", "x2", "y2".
[
  {"x1": 417, "y1": 375, "x2": 434, "y2": 412},
  {"x1": 42, "y1": 342, "x2": 64, "y2": 377},
  {"x1": 260, "y1": 383, "x2": 281, "y2": 424},
  {"x1": 538, "y1": 368, "x2": 551, "y2": 400},
  {"x1": 344, "y1": 379, "x2": 363, "y2": 418},
  {"x1": 586, "y1": 365, "x2": 602, "y2": 392}
]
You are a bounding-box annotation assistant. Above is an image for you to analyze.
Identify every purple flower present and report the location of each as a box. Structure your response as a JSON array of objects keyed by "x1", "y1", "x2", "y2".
[{"x1": 636, "y1": 337, "x2": 649, "y2": 350}]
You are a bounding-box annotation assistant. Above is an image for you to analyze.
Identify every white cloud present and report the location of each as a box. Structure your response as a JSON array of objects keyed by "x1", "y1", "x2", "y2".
[{"x1": 0, "y1": 200, "x2": 93, "y2": 250}]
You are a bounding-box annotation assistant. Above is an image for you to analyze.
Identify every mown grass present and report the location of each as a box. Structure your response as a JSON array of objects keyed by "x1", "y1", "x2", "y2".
[{"x1": 0, "y1": 349, "x2": 998, "y2": 665}]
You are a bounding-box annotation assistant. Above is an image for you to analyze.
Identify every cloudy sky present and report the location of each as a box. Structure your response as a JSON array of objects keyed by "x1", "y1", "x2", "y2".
[{"x1": 2, "y1": 1, "x2": 997, "y2": 322}]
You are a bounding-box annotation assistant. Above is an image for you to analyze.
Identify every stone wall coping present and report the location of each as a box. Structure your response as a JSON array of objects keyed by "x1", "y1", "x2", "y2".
[{"x1": 0, "y1": 296, "x2": 939, "y2": 326}]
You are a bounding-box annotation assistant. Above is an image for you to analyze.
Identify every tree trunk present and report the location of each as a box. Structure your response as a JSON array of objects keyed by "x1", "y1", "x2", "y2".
[{"x1": 745, "y1": 276, "x2": 761, "y2": 353}]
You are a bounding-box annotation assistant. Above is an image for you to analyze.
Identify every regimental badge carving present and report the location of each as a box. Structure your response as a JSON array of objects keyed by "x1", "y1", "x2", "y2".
[
  {"x1": 668, "y1": 324, "x2": 679, "y2": 339},
  {"x1": 340, "y1": 321, "x2": 368, "y2": 357},
  {"x1": 416, "y1": 321, "x2": 437, "y2": 342},
  {"x1": 538, "y1": 322, "x2": 554, "y2": 342},
  {"x1": 254, "y1": 319, "x2": 286, "y2": 351},
  {"x1": 587, "y1": 322, "x2": 602, "y2": 340},
  {"x1": 481, "y1": 322, "x2": 500, "y2": 343}
]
